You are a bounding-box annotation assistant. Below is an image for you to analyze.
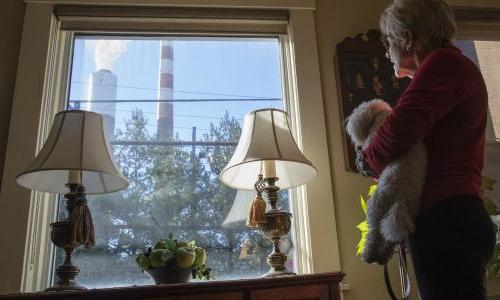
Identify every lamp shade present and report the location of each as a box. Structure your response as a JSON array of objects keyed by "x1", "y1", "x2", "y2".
[
  {"x1": 220, "y1": 108, "x2": 317, "y2": 190},
  {"x1": 16, "y1": 110, "x2": 129, "y2": 194},
  {"x1": 222, "y1": 190, "x2": 256, "y2": 228}
]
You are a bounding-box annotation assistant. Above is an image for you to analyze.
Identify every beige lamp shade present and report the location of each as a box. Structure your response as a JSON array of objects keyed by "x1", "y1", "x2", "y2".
[
  {"x1": 220, "y1": 108, "x2": 317, "y2": 190},
  {"x1": 17, "y1": 110, "x2": 129, "y2": 194}
]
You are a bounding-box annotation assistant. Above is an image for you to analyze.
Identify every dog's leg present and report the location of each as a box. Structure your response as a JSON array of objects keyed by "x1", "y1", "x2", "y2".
[
  {"x1": 380, "y1": 202, "x2": 415, "y2": 242},
  {"x1": 362, "y1": 228, "x2": 385, "y2": 264}
]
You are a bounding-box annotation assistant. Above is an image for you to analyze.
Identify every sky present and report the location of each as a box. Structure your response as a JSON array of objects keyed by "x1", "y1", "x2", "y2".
[{"x1": 68, "y1": 35, "x2": 284, "y2": 141}]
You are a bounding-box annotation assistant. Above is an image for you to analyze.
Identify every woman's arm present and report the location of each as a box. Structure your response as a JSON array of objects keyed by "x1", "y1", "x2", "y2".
[{"x1": 363, "y1": 50, "x2": 466, "y2": 175}]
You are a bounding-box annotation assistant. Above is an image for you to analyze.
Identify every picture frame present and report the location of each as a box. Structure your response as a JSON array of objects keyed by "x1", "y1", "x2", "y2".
[{"x1": 335, "y1": 29, "x2": 411, "y2": 172}]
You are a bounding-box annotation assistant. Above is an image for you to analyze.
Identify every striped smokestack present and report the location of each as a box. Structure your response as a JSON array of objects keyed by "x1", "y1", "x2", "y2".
[{"x1": 157, "y1": 40, "x2": 174, "y2": 141}]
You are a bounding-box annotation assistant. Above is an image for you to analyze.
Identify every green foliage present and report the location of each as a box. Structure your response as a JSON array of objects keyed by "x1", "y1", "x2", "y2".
[
  {"x1": 194, "y1": 264, "x2": 213, "y2": 280},
  {"x1": 488, "y1": 242, "x2": 500, "y2": 279},
  {"x1": 482, "y1": 176, "x2": 497, "y2": 191},
  {"x1": 482, "y1": 176, "x2": 500, "y2": 216},
  {"x1": 356, "y1": 183, "x2": 377, "y2": 256},
  {"x1": 356, "y1": 219, "x2": 368, "y2": 256},
  {"x1": 482, "y1": 176, "x2": 500, "y2": 279}
]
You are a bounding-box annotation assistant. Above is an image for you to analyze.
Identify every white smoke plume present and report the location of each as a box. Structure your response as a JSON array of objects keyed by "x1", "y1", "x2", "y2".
[{"x1": 94, "y1": 40, "x2": 128, "y2": 71}]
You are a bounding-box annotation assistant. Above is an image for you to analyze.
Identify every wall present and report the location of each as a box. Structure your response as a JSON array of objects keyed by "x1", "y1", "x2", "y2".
[
  {"x1": 0, "y1": 0, "x2": 24, "y2": 192},
  {"x1": 314, "y1": 2, "x2": 397, "y2": 299},
  {"x1": 0, "y1": 0, "x2": 25, "y2": 293},
  {"x1": 314, "y1": 0, "x2": 500, "y2": 299}
]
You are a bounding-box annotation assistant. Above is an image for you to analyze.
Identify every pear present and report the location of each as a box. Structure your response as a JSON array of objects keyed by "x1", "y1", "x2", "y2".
[
  {"x1": 136, "y1": 254, "x2": 152, "y2": 271},
  {"x1": 193, "y1": 247, "x2": 207, "y2": 267},
  {"x1": 175, "y1": 247, "x2": 196, "y2": 268},
  {"x1": 150, "y1": 249, "x2": 170, "y2": 268}
]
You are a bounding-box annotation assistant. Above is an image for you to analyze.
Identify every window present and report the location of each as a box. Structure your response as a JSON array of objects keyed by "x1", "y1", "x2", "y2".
[
  {"x1": 2, "y1": 2, "x2": 338, "y2": 293},
  {"x1": 454, "y1": 40, "x2": 500, "y2": 243},
  {"x1": 54, "y1": 35, "x2": 293, "y2": 287}
]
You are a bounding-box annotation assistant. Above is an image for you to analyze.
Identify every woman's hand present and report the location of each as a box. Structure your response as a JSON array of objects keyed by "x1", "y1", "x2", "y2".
[{"x1": 355, "y1": 146, "x2": 376, "y2": 177}]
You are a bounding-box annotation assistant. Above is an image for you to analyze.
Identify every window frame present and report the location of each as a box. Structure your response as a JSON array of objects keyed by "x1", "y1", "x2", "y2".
[
  {"x1": 0, "y1": 1, "x2": 340, "y2": 293},
  {"x1": 61, "y1": 32, "x2": 296, "y2": 286}
]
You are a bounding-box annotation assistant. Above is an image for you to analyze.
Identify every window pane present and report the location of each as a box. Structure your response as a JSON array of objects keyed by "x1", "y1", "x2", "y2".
[
  {"x1": 55, "y1": 35, "x2": 293, "y2": 288},
  {"x1": 455, "y1": 40, "x2": 500, "y2": 242}
]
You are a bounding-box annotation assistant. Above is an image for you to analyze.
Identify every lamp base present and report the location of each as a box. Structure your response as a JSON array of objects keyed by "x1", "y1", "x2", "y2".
[
  {"x1": 261, "y1": 236, "x2": 296, "y2": 278},
  {"x1": 258, "y1": 210, "x2": 294, "y2": 278},
  {"x1": 263, "y1": 270, "x2": 296, "y2": 278},
  {"x1": 46, "y1": 223, "x2": 88, "y2": 292},
  {"x1": 45, "y1": 282, "x2": 87, "y2": 292},
  {"x1": 45, "y1": 184, "x2": 91, "y2": 292}
]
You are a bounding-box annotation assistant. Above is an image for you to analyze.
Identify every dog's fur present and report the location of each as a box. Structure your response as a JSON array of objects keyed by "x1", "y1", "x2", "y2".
[{"x1": 346, "y1": 99, "x2": 427, "y2": 265}]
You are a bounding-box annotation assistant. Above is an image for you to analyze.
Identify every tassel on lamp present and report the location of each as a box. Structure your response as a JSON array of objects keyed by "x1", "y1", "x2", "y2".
[{"x1": 246, "y1": 174, "x2": 267, "y2": 227}]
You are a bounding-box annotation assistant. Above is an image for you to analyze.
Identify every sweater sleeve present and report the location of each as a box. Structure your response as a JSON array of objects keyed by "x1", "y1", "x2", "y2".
[{"x1": 363, "y1": 50, "x2": 466, "y2": 175}]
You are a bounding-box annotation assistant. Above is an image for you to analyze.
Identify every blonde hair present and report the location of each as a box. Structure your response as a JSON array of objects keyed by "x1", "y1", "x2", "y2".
[{"x1": 380, "y1": 0, "x2": 456, "y2": 50}]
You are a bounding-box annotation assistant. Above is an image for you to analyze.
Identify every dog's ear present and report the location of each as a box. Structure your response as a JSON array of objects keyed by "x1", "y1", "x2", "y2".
[{"x1": 342, "y1": 116, "x2": 350, "y2": 132}]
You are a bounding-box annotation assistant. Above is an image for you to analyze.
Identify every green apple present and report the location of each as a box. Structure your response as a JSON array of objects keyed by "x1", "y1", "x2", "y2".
[
  {"x1": 193, "y1": 247, "x2": 207, "y2": 267},
  {"x1": 176, "y1": 241, "x2": 188, "y2": 249},
  {"x1": 153, "y1": 240, "x2": 167, "y2": 250},
  {"x1": 136, "y1": 254, "x2": 152, "y2": 271},
  {"x1": 150, "y1": 249, "x2": 170, "y2": 268},
  {"x1": 175, "y1": 247, "x2": 196, "y2": 268},
  {"x1": 161, "y1": 248, "x2": 175, "y2": 264}
]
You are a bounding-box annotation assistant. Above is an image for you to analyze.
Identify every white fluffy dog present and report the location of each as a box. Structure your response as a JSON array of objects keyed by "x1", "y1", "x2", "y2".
[{"x1": 346, "y1": 99, "x2": 427, "y2": 265}]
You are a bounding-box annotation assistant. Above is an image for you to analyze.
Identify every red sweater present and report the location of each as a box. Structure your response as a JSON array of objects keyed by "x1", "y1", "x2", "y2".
[{"x1": 363, "y1": 46, "x2": 488, "y2": 211}]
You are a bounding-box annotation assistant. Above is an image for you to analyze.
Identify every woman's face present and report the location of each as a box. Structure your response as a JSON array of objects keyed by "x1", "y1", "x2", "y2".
[{"x1": 384, "y1": 36, "x2": 418, "y2": 79}]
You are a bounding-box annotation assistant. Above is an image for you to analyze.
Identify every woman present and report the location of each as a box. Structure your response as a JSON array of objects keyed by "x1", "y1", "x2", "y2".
[{"x1": 356, "y1": 0, "x2": 496, "y2": 299}]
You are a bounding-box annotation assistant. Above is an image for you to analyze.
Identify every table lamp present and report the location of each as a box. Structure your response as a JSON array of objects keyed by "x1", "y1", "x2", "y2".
[
  {"x1": 17, "y1": 110, "x2": 129, "y2": 291},
  {"x1": 220, "y1": 108, "x2": 317, "y2": 277}
]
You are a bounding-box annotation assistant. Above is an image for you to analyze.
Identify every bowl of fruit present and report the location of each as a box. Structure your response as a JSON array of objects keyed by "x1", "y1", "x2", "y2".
[{"x1": 136, "y1": 233, "x2": 212, "y2": 284}]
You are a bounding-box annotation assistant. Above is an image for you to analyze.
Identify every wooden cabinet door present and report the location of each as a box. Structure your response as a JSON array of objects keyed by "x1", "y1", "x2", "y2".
[{"x1": 250, "y1": 284, "x2": 330, "y2": 300}]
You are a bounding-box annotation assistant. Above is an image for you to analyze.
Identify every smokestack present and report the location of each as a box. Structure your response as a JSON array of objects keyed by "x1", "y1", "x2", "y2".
[
  {"x1": 89, "y1": 69, "x2": 117, "y2": 139},
  {"x1": 89, "y1": 40, "x2": 127, "y2": 140},
  {"x1": 157, "y1": 40, "x2": 174, "y2": 141}
]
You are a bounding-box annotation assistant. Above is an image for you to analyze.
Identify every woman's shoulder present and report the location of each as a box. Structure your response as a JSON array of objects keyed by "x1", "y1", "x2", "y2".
[
  {"x1": 416, "y1": 46, "x2": 479, "y2": 80},
  {"x1": 426, "y1": 46, "x2": 476, "y2": 69}
]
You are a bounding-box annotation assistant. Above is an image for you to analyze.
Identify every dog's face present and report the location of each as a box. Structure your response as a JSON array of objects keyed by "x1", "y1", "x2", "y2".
[{"x1": 345, "y1": 99, "x2": 392, "y2": 148}]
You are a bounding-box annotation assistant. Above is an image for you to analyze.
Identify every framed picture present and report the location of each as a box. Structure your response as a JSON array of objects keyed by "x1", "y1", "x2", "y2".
[{"x1": 335, "y1": 29, "x2": 411, "y2": 172}]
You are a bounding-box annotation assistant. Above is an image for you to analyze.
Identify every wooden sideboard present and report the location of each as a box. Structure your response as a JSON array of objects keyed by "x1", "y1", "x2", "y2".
[{"x1": 0, "y1": 272, "x2": 344, "y2": 300}]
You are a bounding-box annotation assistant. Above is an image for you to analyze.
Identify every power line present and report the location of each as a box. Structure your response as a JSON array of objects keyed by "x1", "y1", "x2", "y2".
[
  {"x1": 71, "y1": 81, "x2": 277, "y2": 99},
  {"x1": 114, "y1": 121, "x2": 212, "y2": 131},
  {"x1": 112, "y1": 109, "x2": 244, "y2": 121},
  {"x1": 110, "y1": 140, "x2": 237, "y2": 147},
  {"x1": 69, "y1": 98, "x2": 281, "y2": 103}
]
